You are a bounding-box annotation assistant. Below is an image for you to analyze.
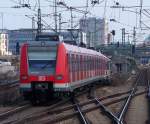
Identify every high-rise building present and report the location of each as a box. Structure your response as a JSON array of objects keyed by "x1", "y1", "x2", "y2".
[
  {"x1": 0, "y1": 33, "x2": 9, "y2": 56},
  {"x1": 80, "y1": 17, "x2": 109, "y2": 48}
]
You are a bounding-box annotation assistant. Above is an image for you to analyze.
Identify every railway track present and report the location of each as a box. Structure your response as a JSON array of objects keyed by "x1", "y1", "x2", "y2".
[
  {"x1": 0, "y1": 67, "x2": 149, "y2": 124},
  {"x1": 0, "y1": 80, "x2": 20, "y2": 105},
  {"x1": 0, "y1": 98, "x2": 73, "y2": 124},
  {"x1": 0, "y1": 102, "x2": 30, "y2": 120},
  {"x1": 87, "y1": 68, "x2": 147, "y2": 124},
  {"x1": 0, "y1": 80, "x2": 19, "y2": 86},
  {"x1": 7, "y1": 87, "x2": 145, "y2": 124},
  {"x1": 32, "y1": 68, "x2": 148, "y2": 124},
  {"x1": 0, "y1": 80, "x2": 19, "y2": 91},
  {"x1": 147, "y1": 80, "x2": 150, "y2": 124},
  {"x1": 89, "y1": 68, "x2": 148, "y2": 124}
]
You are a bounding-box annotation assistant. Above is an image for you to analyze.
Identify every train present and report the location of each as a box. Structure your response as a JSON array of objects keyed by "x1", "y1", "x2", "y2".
[{"x1": 20, "y1": 35, "x2": 111, "y2": 104}]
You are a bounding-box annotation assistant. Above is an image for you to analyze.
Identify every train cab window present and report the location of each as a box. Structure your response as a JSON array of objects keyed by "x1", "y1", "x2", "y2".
[{"x1": 28, "y1": 46, "x2": 57, "y2": 75}]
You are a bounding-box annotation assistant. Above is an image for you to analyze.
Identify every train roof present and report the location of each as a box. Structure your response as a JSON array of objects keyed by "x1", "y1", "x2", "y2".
[
  {"x1": 22, "y1": 42, "x2": 110, "y2": 61},
  {"x1": 63, "y1": 43, "x2": 110, "y2": 61}
]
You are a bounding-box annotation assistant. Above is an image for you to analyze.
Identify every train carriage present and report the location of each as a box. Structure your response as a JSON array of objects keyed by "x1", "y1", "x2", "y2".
[{"x1": 20, "y1": 41, "x2": 110, "y2": 102}]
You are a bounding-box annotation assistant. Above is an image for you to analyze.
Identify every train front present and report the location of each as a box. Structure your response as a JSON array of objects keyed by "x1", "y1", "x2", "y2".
[{"x1": 20, "y1": 43, "x2": 57, "y2": 102}]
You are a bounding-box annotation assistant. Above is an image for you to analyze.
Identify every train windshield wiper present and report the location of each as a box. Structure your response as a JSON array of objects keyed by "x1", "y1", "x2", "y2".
[
  {"x1": 40, "y1": 60, "x2": 55, "y2": 69},
  {"x1": 41, "y1": 62, "x2": 50, "y2": 69}
]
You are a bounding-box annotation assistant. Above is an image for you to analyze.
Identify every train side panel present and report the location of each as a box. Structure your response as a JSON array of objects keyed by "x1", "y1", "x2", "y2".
[
  {"x1": 54, "y1": 43, "x2": 70, "y2": 91},
  {"x1": 20, "y1": 44, "x2": 31, "y2": 92}
]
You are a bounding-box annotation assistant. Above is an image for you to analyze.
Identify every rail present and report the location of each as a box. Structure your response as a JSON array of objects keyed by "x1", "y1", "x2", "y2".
[
  {"x1": 89, "y1": 71, "x2": 144, "y2": 124},
  {"x1": 147, "y1": 80, "x2": 150, "y2": 123},
  {"x1": 115, "y1": 71, "x2": 142, "y2": 124},
  {"x1": 72, "y1": 98, "x2": 90, "y2": 124},
  {"x1": 39, "y1": 90, "x2": 146, "y2": 124},
  {"x1": 0, "y1": 103, "x2": 30, "y2": 120},
  {"x1": 0, "y1": 79, "x2": 19, "y2": 86}
]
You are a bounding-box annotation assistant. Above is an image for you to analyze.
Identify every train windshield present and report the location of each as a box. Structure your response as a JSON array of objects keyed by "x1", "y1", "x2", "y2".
[{"x1": 28, "y1": 46, "x2": 57, "y2": 75}]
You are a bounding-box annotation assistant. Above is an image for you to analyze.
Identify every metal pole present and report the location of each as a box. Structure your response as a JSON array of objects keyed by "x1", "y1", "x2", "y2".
[
  {"x1": 1, "y1": 13, "x2": 3, "y2": 32},
  {"x1": 103, "y1": 0, "x2": 108, "y2": 18},
  {"x1": 94, "y1": 18, "x2": 96, "y2": 47},
  {"x1": 32, "y1": 17, "x2": 35, "y2": 30},
  {"x1": 32, "y1": 17, "x2": 35, "y2": 40},
  {"x1": 122, "y1": 28, "x2": 123, "y2": 45},
  {"x1": 122, "y1": 28, "x2": 125, "y2": 45},
  {"x1": 136, "y1": 9, "x2": 138, "y2": 28},
  {"x1": 59, "y1": 13, "x2": 61, "y2": 33},
  {"x1": 37, "y1": 0, "x2": 41, "y2": 36},
  {"x1": 85, "y1": 0, "x2": 89, "y2": 20},
  {"x1": 70, "y1": 8, "x2": 73, "y2": 29},
  {"x1": 54, "y1": 0, "x2": 57, "y2": 32},
  {"x1": 133, "y1": 27, "x2": 136, "y2": 45},
  {"x1": 37, "y1": 8, "x2": 41, "y2": 35},
  {"x1": 139, "y1": 0, "x2": 143, "y2": 28}
]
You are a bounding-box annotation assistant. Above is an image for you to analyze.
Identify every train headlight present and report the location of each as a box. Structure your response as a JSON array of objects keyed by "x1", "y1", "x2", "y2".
[
  {"x1": 56, "y1": 75, "x2": 63, "y2": 80},
  {"x1": 21, "y1": 75, "x2": 28, "y2": 80}
]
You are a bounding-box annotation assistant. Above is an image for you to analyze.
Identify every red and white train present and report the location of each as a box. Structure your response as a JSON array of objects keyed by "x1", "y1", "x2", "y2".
[{"x1": 20, "y1": 37, "x2": 110, "y2": 103}]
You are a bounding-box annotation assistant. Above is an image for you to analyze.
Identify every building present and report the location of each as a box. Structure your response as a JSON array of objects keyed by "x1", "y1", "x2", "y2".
[
  {"x1": 80, "y1": 17, "x2": 109, "y2": 48},
  {"x1": 0, "y1": 33, "x2": 9, "y2": 56},
  {"x1": 8, "y1": 29, "x2": 36, "y2": 54},
  {"x1": 0, "y1": 28, "x2": 86, "y2": 55},
  {"x1": 0, "y1": 29, "x2": 36, "y2": 55}
]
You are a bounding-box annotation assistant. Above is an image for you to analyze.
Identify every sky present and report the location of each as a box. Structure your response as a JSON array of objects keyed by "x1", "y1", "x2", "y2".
[{"x1": 0, "y1": 0, "x2": 150, "y2": 42}]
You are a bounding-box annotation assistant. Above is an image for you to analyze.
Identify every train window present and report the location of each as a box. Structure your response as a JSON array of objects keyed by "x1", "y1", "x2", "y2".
[
  {"x1": 77, "y1": 55, "x2": 78, "y2": 72},
  {"x1": 28, "y1": 46, "x2": 57, "y2": 75},
  {"x1": 36, "y1": 34, "x2": 60, "y2": 41},
  {"x1": 72, "y1": 54, "x2": 75, "y2": 72},
  {"x1": 69, "y1": 54, "x2": 72, "y2": 72},
  {"x1": 71, "y1": 54, "x2": 74, "y2": 72},
  {"x1": 81, "y1": 55, "x2": 83, "y2": 71},
  {"x1": 83, "y1": 56, "x2": 84, "y2": 71},
  {"x1": 84, "y1": 56, "x2": 86, "y2": 71},
  {"x1": 75, "y1": 55, "x2": 77, "y2": 72},
  {"x1": 74, "y1": 54, "x2": 76, "y2": 72},
  {"x1": 85, "y1": 56, "x2": 87, "y2": 71},
  {"x1": 78, "y1": 55, "x2": 80, "y2": 71},
  {"x1": 99, "y1": 58, "x2": 101, "y2": 68},
  {"x1": 67, "y1": 54, "x2": 70, "y2": 73},
  {"x1": 91, "y1": 56, "x2": 93, "y2": 70},
  {"x1": 97, "y1": 58, "x2": 98, "y2": 69},
  {"x1": 93, "y1": 57, "x2": 95, "y2": 70},
  {"x1": 76, "y1": 55, "x2": 78, "y2": 72},
  {"x1": 90, "y1": 56, "x2": 91, "y2": 70},
  {"x1": 89, "y1": 56, "x2": 90, "y2": 70},
  {"x1": 86, "y1": 56, "x2": 88, "y2": 71}
]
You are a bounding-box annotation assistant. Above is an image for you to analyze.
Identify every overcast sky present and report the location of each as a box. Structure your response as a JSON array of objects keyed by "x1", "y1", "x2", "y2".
[{"x1": 0, "y1": 0, "x2": 150, "y2": 41}]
